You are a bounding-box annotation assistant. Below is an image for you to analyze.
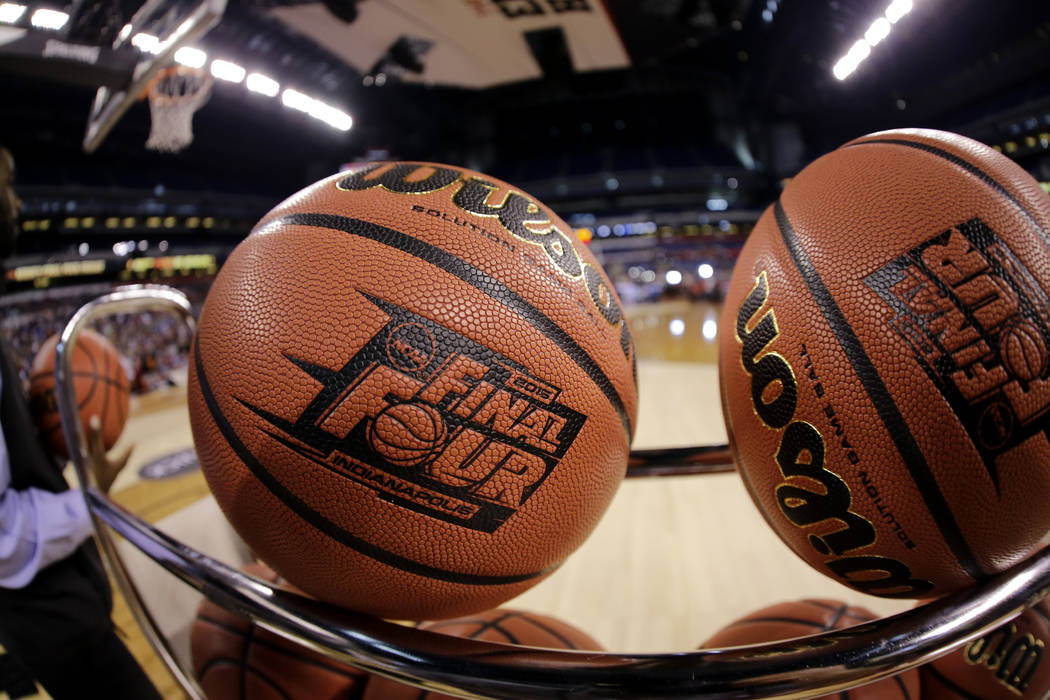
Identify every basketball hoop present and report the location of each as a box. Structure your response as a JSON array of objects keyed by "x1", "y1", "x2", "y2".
[{"x1": 145, "y1": 66, "x2": 213, "y2": 153}]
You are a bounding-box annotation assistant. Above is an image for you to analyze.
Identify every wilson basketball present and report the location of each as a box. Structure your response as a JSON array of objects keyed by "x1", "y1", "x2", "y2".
[
  {"x1": 718, "y1": 128, "x2": 1050, "y2": 598},
  {"x1": 190, "y1": 561, "x2": 368, "y2": 700},
  {"x1": 362, "y1": 608, "x2": 603, "y2": 700},
  {"x1": 188, "y1": 162, "x2": 638, "y2": 619},
  {"x1": 701, "y1": 599, "x2": 919, "y2": 699},
  {"x1": 28, "y1": 330, "x2": 130, "y2": 458},
  {"x1": 920, "y1": 598, "x2": 1050, "y2": 699}
]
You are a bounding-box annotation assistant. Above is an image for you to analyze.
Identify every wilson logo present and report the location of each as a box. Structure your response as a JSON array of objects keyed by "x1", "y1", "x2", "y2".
[
  {"x1": 735, "y1": 271, "x2": 932, "y2": 597},
  {"x1": 963, "y1": 620, "x2": 1045, "y2": 694},
  {"x1": 240, "y1": 293, "x2": 586, "y2": 532},
  {"x1": 864, "y1": 218, "x2": 1050, "y2": 489}
]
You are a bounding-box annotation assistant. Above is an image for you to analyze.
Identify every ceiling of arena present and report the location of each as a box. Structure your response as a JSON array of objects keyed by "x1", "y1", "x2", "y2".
[{"x1": 2, "y1": 0, "x2": 1050, "y2": 201}]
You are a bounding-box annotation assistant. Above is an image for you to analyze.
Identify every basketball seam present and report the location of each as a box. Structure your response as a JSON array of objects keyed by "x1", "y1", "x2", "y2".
[
  {"x1": 846, "y1": 138, "x2": 1050, "y2": 247},
  {"x1": 515, "y1": 615, "x2": 584, "y2": 649},
  {"x1": 892, "y1": 672, "x2": 912, "y2": 700},
  {"x1": 725, "y1": 616, "x2": 829, "y2": 630},
  {"x1": 921, "y1": 663, "x2": 991, "y2": 700},
  {"x1": 773, "y1": 199, "x2": 986, "y2": 582},
  {"x1": 196, "y1": 615, "x2": 367, "y2": 680},
  {"x1": 263, "y1": 212, "x2": 634, "y2": 440},
  {"x1": 193, "y1": 338, "x2": 557, "y2": 587}
]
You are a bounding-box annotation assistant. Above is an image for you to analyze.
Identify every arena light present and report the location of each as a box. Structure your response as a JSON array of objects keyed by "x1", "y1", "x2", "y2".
[
  {"x1": 246, "y1": 72, "x2": 279, "y2": 97},
  {"x1": 669, "y1": 319, "x2": 685, "y2": 337},
  {"x1": 131, "y1": 32, "x2": 160, "y2": 54},
  {"x1": 30, "y1": 8, "x2": 68, "y2": 30},
  {"x1": 702, "y1": 319, "x2": 718, "y2": 341},
  {"x1": 665, "y1": 270, "x2": 682, "y2": 285},
  {"x1": 282, "y1": 88, "x2": 313, "y2": 112},
  {"x1": 865, "y1": 17, "x2": 891, "y2": 46},
  {"x1": 282, "y1": 89, "x2": 352, "y2": 131},
  {"x1": 310, "y1": 100, "x2": 353, "y2": 131},
  {"x1": 211, "y1": 59, "x2": 246, "y2": 83},
  {"x1": 833, "y1": 39, "x2": 871, "y2": 80},
  {"x1": 0, "y1": 3, "x2": 26, "y2": 24},
  {"x1": 833, "y1": 0, "x2": 915, "y2": 80},
  {"x1": 174, "y1": 46, "x2": 207, "y2": 69},
  {"x1": 886, "y1": 0, "x2": 912, "y2": 23},
  {"x1": 698, "y1": 263, "x2": 714, "y2": 279}
]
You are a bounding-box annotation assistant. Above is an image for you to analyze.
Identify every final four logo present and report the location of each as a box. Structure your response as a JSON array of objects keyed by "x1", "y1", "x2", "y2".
[
  {"x1": 241, "y1": 293, "x2": 586, "y2": 533},
  {"x1": 865, "y1": 218, "x2": 1050, "y2": 489}
]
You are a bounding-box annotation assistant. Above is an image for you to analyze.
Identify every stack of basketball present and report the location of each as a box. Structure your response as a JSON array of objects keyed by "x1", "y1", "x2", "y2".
[{"x1": 185, "y1": 130, "x2": 1050, "y2": 697}]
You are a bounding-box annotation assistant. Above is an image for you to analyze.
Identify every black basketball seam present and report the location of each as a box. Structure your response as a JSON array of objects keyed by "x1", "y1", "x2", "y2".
[
  {"x1": 846, "y1": 138, "x2": 1050, "y2": 246},
  {"x1": 193, "y1": 338, "x2": 556, "y2": 586},
  {"x1": 922, "y1": 664, "x2": 991, "y2": 700},
  {"x1": 30, "y1": 370, "x2": 128, "y2": 391},
  {"x1": 243, "y1": 667, "x2": 295, "y2": 700},
  {"x1": 727, "y1": 616, "x2": 828, "y2": 630},
  {"x1": 100, "y1": 347, "x2": 112, "y2": 435},
  {"x1": 263, "y1": 212, "x2": 633, "y2": 439},
  {"x1": 515, "y1": 615, "x2": 584, "y2": 649},
  {"x1": 240, "y1": 616, "x2": 254, "y2": 700},
  {"x1": 774, "y1": 199, "x2": 986, "y2": 582},
  {"x1": 826, "y1": 603, "x2": 848, "y2": 629},
  {"x1": 197, "y1": 657, "x2": 247, "y2": 678},
  {"x1": 892, "y1": 672, "x2": 912, "y2": 700},
  {"x1": 196, "y1": 614, "x2": 366, "y2": 680},
  {"x1": 75, "y1": 343, "x2": 101, "y2": 409}
]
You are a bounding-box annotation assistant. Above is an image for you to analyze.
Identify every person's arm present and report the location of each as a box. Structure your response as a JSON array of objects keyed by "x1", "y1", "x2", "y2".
[
  {"x1": 0, "y1": 453, "x2": 94, "y2": 588},
  {"x1": 0, "y1": 372, "x2": 94, "y2": 589}
]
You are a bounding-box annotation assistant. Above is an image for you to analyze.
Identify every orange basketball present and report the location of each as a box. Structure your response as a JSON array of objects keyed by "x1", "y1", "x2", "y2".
[
  {"x1": 718, "y1": 128, "x2": 1050, "y2": 598},
  {"x1": 187, "y1": 162, "x2": 638, "y2": 620},
  {"x1": 362, "y1": 608, "x2": 603, "y2": 700},
  {"x1": 700, "y1": 599, "x2": 919, "y2": 699},
  {"x1": 28, "y1": 329, "x2": 130, "y2": 458},
  {"x1": 190, "y1": 561, "x2": 369, "y2": 700},
  {"x1": 920, "y1": 598, "x2": 1050, "y2": 699}
]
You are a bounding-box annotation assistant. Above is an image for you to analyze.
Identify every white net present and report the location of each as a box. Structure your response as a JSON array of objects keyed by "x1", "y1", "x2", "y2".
[{"x1": 145, "y1": 68, "x2": 213, "y2": 153}]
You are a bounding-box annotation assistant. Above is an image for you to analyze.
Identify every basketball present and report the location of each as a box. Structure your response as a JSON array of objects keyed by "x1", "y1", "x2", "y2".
[
  {"x1": 920, "y1": 598, "x2": 1050, "y2": 699},
  {"x1": 718, "y1": 128, "x2": 1050, "y2": 598},
  {"x1": 190, "y1": 561, "x2": 369, "y2": 700},
  {"x1": 361, "y1": 608, "x2": 603, "y2": 700},
  {"x1": 187, "y1": 162, "x2": 638, "y2": 619},
  {"x1": 701, "y1": 599, "x2": 919, "y2": 699},
  {"x1": 28, "y1": 329, "x2": 131, "y2": 458}
]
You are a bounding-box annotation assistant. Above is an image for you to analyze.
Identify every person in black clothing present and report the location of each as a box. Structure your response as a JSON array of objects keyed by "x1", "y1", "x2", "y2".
[{"x1": 0, "y1": 145, "x2": 163, "y2": 699}]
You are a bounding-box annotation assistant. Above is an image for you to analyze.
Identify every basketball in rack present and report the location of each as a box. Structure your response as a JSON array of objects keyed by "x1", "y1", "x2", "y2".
[{"x1": 144, "y1": 66, "x2": 213, "y2": 153}]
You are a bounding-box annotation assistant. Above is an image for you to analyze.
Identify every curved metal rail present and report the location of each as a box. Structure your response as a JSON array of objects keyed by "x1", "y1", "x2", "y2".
[{"x1": 57, "y1": 285, "x2": 1050, "y2": 699}]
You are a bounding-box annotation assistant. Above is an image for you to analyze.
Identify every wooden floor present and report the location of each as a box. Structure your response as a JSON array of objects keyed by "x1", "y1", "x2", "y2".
[{"x1": 102, "y1": 299, "x2": 914, "y2": 698}]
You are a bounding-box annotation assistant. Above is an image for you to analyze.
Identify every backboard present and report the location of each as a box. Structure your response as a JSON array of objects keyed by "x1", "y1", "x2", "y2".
[{"x1": 83, "y1": 0, "x2": 227, "y2": 153}]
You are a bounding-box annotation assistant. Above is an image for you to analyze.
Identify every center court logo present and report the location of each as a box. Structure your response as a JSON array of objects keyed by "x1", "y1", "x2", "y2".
[{"x1": 240, "y1": 293, "x2": 586, "y2": 533}]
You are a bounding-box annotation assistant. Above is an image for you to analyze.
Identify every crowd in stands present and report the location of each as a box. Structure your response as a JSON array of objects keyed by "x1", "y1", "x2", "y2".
[{"x1": 0, "y1": 279, "x2": 209, "y2": 394}]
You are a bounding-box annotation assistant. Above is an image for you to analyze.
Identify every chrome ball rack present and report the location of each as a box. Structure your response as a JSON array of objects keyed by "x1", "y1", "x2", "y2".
[{"x1": 55, "y1": 285, "x2": 1050, "y2": 699}]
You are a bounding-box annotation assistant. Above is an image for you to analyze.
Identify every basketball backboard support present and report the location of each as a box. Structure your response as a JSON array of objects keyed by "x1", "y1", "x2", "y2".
[{"x1": 82, "y1": 0, "x2": 227, "y2": 153}]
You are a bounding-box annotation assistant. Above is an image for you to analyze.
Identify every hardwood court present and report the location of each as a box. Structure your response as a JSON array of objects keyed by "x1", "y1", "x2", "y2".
[{"x1": 105, "y1": 299, "x2": 912, "y2": 698}]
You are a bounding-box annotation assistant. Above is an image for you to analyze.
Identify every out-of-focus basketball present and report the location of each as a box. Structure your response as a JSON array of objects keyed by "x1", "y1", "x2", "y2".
[
  {"x1": 190, "y1": 561, "x2": 369, "y2": 700},
  {"x1": 187, "y1": 162, "x2": 638, "y2": 620},
  {"x1": 28, "y1": 330, "x2": 130, "y2": 458},
  {"x1": 361, "y1": 608, "x2": 603, "y2": 700},
  {"x1": 701, "y1": 599, "x2": 919, "y2": 699},
  {"x1": 920, "y1": 598, "x2": 1050, "y2": 699},
  {"x1": 718, "y1": 128, "x2": 1050, "y2": 598}
]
